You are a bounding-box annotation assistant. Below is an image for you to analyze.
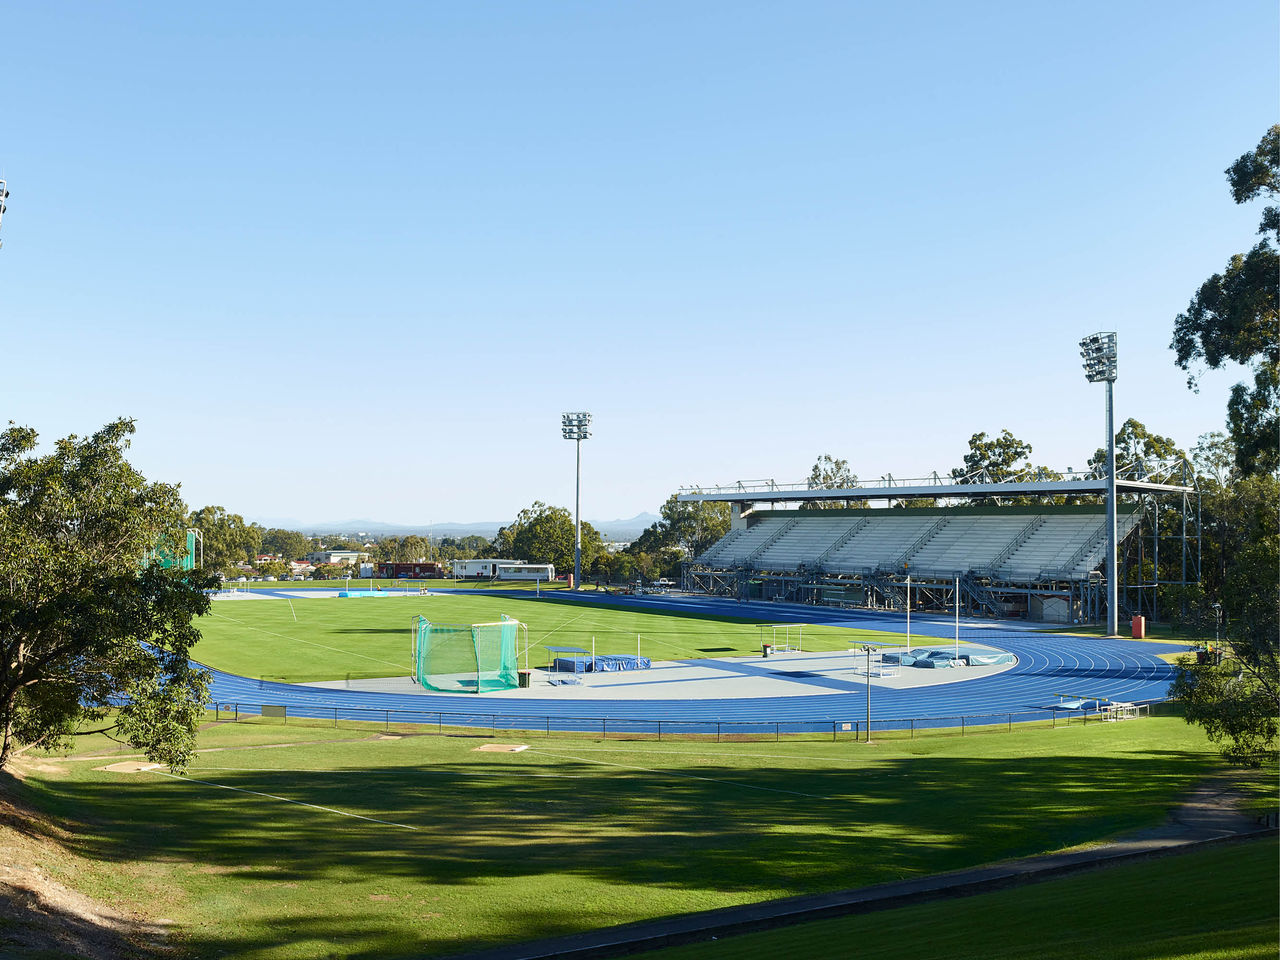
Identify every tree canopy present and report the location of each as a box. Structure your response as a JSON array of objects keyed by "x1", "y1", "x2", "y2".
[
  {"x1": 1171, "y1": 124, "x2": 1279, "y2": 476},
  {"x1": 260, "y1": 527, "x2": 312, "y2": 562},
  {"x1": 494, "y1": 501, "x2": 604, "y2": 574},
  {"x1": 951, "y1": 430, "x2": 1033, "y2": 482},
  {"x1": 1088, "y1": 419, "x2": 1184, "y2": 474},
  {"x1": 188, "y1": 505, "x2": 262, "y2": 574},
  {"x1": 0, "y1": 419, "x2": 217, "y2": 771},
  {"x1": 802, "y1": 454, "x2": 859, "y2": 510},
  {"x1": 1169, "y1": 435, "x2": 1278, "y2": 764}
]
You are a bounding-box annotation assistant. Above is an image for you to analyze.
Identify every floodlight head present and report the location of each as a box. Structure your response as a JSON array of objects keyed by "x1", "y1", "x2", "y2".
[
  {"x1": 561, "y1": 411, "x2": 592, "y2": 440},
  {"x1": 1079, "y1": 332, "x2": 1118, "y2": 382}
]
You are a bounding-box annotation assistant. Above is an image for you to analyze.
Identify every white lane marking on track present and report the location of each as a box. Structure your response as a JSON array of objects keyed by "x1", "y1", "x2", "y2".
[
  {"x1": 210, "y1": 611, "x2": 411, "y2": 672},
  {"x1": 526, "y1": 750, "x2": 835, "y2": 800},
  {"x1": 154, "y1": 771, "x2": 419, "y2": 829}
]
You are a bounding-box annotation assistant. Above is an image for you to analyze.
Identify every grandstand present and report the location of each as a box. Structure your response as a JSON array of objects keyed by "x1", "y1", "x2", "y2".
[{"x1": 680, "y1": 462, "x2": 1198, "y2": 624}]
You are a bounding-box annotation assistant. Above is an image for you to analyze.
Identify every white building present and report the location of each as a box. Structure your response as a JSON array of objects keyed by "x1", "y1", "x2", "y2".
[
  {"x1": 451, "y1": 559, "x2": 555, "y2": 580},
  {"x1": 306, "y1": 550, "x2": 368, "y2": 565}
]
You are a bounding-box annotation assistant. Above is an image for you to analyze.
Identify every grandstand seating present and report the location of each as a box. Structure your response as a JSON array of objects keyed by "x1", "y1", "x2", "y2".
[
  {"x1": 751, "y1": 515, "x2": 856, "y2": 571},
  {"x1": 823, "y1": 513, "x2": 937, "y2": 573},
  {"x1": 696, "y1": 516, "x2": 792, "y2": 567},
  {"x1": 694, "y1": 507, "x2": 1139, "y2": 583}
]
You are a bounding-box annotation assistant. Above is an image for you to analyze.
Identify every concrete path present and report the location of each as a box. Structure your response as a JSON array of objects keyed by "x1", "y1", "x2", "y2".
[{"x1": 436, "y1": 778, "x2": 1273, "y2": 960}]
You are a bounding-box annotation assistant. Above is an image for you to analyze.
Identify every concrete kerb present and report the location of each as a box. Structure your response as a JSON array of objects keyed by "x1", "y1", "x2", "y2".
[{"x1": 435, "y1": 827, "x2": 1277, "y2": 960}]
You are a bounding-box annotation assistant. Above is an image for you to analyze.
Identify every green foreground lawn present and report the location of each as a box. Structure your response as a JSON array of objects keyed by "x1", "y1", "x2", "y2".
[
  {"x1": 19, "y1": 715, "x2": 1235, "y2": 959},
  {"x1": 646, "y1": 835, "x2": 1280, "y2": 960},
  {"x1": 196, "y1": 593, "x2": 903, "y2": 681}
]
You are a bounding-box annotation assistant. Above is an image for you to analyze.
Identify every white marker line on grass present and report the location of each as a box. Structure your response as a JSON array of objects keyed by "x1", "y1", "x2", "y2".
[
  {"x1": 210, "y1": 611, "x2": 410, "y2": 672},
  {"x1": 525, "y1": 750, "x2": 833, "y2": 800},
  {"x1": 522, "y1": 612, "x2": 591, "y2": 659},
  {"x1": 154, "y1": 771, "x2": 419, "y2": 830},
  {"x1": 532, "y1": 612, "x2": 587, "y2": 645},
  {"x1": 627, "y1": 633, "x2": 703, "y2": 658},
  {"x1": 187, "y1": 765, "x2": 591, "y2": 779},
  {"x1": 508, "y1": 744, "x2": 869, "y2": 765}
]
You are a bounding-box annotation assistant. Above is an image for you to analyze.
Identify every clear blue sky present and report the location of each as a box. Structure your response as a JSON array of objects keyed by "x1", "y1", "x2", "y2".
[{"x1": 2, "y1": 1, "x2": 1275, "y2": 526}]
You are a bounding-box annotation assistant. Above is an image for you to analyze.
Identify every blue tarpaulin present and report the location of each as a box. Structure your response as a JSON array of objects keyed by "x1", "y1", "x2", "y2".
[{"x1": 552, "y1": 655, "x2": 652, "y2": 673}]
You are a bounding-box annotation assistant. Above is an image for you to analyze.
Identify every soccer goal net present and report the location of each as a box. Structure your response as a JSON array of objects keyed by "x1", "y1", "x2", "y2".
[{"x1": 411, "y1": 616, "x2": 526, "y2": 693}]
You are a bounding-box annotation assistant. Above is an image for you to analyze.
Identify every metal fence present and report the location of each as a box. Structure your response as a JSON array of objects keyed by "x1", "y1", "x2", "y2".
[{"x1": 212, "y1": 701, "x2": 1151, "y2": 742}]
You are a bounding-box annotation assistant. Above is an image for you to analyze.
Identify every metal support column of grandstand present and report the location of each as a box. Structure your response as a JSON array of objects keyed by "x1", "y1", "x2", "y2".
[
  {"x1": 959, "y1": 573, "x2": 1009, "y2": 618},
  {"x1": 1119, "y1": 485, "x2": 1202, "y2": 623}
]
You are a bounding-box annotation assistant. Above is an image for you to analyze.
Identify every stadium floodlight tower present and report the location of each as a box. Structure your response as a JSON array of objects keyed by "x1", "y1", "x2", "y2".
[
  {"x1": 561, "y1": 411, "x2": 592, "y2": 590},
  {"x1": 0, "y1": 179, "x2": 8, "y2": 250},
  {"x1": 1080, "y1": 331, "x2": 1119, "y2": 636}
]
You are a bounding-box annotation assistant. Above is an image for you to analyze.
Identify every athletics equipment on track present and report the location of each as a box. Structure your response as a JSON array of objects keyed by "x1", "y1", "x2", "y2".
[{"x1": 412, "y1": 616, "x2": 527, "y2": 693}]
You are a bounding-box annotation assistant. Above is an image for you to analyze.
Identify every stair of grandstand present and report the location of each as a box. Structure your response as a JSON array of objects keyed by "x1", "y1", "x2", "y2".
[
  {"x1": 696, "y1": 528, "x2": 743, "y2": 565},
  {"x1": 905, "y1": 514, "x2": 1032, "y2": 577},
  {"x1": 752, "y1": 516, "x2": 856, "y2": 571},
  {"x1": 993, "y1": 512, "x2": 1139, "y2": 581},
  {"x1": 699, "y1": 516, "x2": 793, "y2": 567},
  {"x1": 822, "y1": 513, "x2": 938, "y2": 574}
]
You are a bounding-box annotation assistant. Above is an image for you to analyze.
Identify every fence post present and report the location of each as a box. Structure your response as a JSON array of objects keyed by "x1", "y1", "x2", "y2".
[
  {"x1": 910, "y1": 718, "x2": 915, "y2": 740},
  {"x1": 235, "y1": 703, "x2": 239, "y2": 721},
  {"x1": 602, "y1": 719, "x2": 607, "y2": 740},
  {"x1": 385, "y1": 710, "x2": 389, "y2": 732},
  {"x1": 717, "y1": 722, "x2": 721, "y2": 744},
  {"x1": 832, "y1": 722, "x2": 837, "y2": 743},
  {"x1": 776, "y1": 722, "x2": 780, "y2": 742},
  {"x1": 437, "y1": 713, "x2": 442, "y2": 736},
  {"x1": 658, "y1": 720, "x2": 662, "y2": 742},
  {"x1": 1008, "y1": 713, "x2": 1012, "y2": 732},
  {"x1": 961, "y1": 716, "x2": 965, "y2": 737},
  {"x1": 493, "y1": 715, "x2": 497, "y2": 738}
]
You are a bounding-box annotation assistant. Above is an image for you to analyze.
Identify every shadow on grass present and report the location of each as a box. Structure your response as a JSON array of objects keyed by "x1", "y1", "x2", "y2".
[{"x1": 15, "y1": 747, "x2": 1219, "y2": 958}]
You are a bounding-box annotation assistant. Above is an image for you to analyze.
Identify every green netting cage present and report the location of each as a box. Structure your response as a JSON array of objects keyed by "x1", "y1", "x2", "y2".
[{"x1": 412, "y1": 616, "x2": 522, "y2": 693}]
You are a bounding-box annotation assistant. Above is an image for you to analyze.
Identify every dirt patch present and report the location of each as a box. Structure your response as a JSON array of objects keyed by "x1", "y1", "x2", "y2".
[
  {"x1": 474, "y1": 744, "x2": 529, "y2": 753},
  {"x1": 95, "y1": 761, "x2": 164, "y2": 773},
  {"x1": 0, "y1": 774, "x2": 170, "y2": 959}
]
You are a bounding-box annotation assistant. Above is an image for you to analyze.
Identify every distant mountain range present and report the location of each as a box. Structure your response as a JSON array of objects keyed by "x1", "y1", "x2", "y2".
[{"x1": 246, "y1": 513, "x2": 661, "y2": 542}]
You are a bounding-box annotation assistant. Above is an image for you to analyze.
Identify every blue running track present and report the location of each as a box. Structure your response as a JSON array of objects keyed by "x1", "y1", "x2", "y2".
[{"x1": 205, "y1": 592, "x2": 1186, "y2": 732}]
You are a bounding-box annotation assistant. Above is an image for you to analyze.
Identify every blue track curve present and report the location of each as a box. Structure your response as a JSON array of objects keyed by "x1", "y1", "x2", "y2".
[{"x1": 205, "y1": 593, "x2": 1186, "y2": 731}]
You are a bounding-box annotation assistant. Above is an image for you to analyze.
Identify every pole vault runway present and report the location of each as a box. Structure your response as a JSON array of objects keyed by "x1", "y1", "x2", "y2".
[{"x1": 204, "y1": 593, "x2": 1189, "y2": 729}]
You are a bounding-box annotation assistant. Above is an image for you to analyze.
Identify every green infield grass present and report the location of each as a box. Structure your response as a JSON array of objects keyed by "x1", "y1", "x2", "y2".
[
  {"x1": 195, "y1": 593, "x2": 904, "y2": 682},
  {"x1": 644, "y1": 834, "x2": 1280, "y2": 960},
  {"x1": 19, "y1": 715, "x2": 1232, "y2": 959}
]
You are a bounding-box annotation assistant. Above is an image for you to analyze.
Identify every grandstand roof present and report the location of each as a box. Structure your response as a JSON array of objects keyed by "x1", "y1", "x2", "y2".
[{"x1": 677, "y1": 462, "x2": 1195, "y2": 504}]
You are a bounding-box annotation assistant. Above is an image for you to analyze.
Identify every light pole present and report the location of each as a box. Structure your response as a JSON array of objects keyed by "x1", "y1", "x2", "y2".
[
  {"x1": 954, "y1": 574, "x2": 960, "y2": 660},
  {"x1": 862, "y1": 644, "x2": 874, "y2": 742},
  {"x1": 561, "y1": 412, "x2": 592, "y2": 591},
  {"x1": 1080, "y1": 332, "x2": 1119, "y2": 636}
]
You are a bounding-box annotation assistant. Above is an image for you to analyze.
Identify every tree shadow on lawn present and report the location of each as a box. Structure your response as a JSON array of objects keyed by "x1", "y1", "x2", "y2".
[{"x1": 18, "y1": 749, "x2": 1218, "y2": 957}]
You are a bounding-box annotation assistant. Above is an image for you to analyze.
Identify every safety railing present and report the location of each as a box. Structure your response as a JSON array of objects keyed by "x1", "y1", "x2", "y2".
[{"x1": 210, "y1": 702, "x2": 1150, "y2": 742}]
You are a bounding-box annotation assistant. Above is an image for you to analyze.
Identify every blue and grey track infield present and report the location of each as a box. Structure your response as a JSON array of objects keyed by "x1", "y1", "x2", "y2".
[{"x1": 205, "y1": 592, "x2": 1188, "y2": 731}]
